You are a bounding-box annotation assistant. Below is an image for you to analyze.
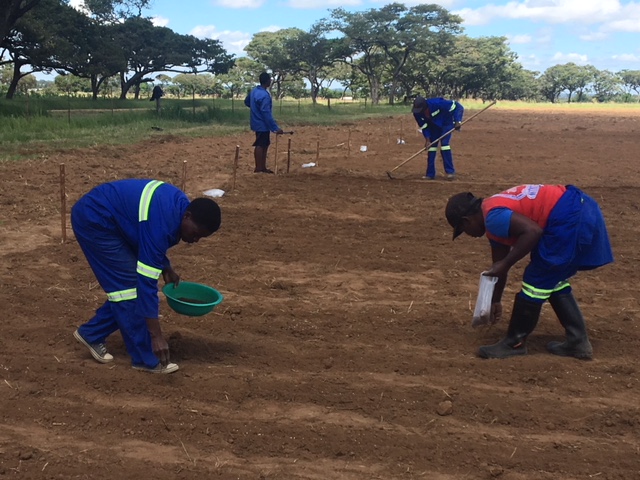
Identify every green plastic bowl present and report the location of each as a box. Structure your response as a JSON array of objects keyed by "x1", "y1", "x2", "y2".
[{"x1": 162, "y1": 282, "x2": 223, "y2": 317}]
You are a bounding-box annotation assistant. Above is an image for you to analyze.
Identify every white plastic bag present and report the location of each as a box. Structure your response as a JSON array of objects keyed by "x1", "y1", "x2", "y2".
[
  {"x1": 472, "y1": 273, "x2": 498, "y2": 328},
  {"x1": 203, "y1": 188, "x2": 225, "y2": 198}
]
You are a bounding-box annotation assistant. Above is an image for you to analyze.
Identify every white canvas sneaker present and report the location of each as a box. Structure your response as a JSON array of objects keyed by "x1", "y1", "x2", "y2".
[
  {"x1": 132, "y1": 363, "x2": 180, "y2": 374},
  {"x1": 74, "y1": 329, "x2": 114, "y2": 363}
]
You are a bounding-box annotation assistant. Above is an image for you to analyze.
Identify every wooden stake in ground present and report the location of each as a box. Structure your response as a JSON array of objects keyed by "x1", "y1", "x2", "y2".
[
  {"x1": 348, "y1": 129, "x2": 351, "y2": 157},
  {"x1": 181, "y1": 160, "x2": 187, "y2": 192},
  {"x1": 287, "y1": 138, "x2": 292, "y2": 173},
  {"x1": 60, "y1": 163, "x2": 66, "y2": 243},
  {"x1": 274, "y1": 134, "x2": 279, "y2": 174},
  {"x1": 232, "y1": 145, "x2": 239, "y2": 191},
  {"x1": 316, "y1": 140, "x2": 320, "y2": 166}
]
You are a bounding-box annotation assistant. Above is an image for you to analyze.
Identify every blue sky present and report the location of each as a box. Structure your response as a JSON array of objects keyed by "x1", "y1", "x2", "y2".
[{"x1": 71, "y1": 0, "x2": 640, "y2": 73}]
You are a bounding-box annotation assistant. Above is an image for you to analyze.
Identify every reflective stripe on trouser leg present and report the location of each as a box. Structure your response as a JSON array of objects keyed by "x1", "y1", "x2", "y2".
[
  {"x1": 426, "y1": 147, "x2": 438, "y2": 178},
  {"x1": 71, "y1": 201, "x2": 159, "y2": 368},
  {"x1": 521, "y1": 280, "x2": 571, "y2": 302}
]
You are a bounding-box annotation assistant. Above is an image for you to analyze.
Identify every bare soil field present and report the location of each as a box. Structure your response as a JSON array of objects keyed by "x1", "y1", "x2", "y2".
[{"x1": 1, "y1": 107, "x2": 640, "y2": 479}]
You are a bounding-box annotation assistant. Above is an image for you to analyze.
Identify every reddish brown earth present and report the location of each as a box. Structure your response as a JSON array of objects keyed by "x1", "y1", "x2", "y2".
[{"x1": 1, "y1": 107, "x2": 640, "y2": 479}]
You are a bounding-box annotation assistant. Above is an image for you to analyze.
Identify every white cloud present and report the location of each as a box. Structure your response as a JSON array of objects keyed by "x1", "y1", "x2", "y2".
[
  {"x1": 213, "y1": 0, "x2": 265, "y2": 7},
  {"x1": 372, "y1": 0, "x2": 458, "y2": 7},
  {"x1": 579, "y1": 31, "x2": 608, "y2": 41},
  {"x1": 151, "y1": 16, "x2": 170, "y2": 27},
  {"x1": 604, "y1": 16, "x2": 640, "y2": 32},
  {"x1": 612, "y1": 53, "x2": 640, "y2": 62},
  {"x1": 507, "y1": 34, "x2": 532, "y2": 44},
  {"x1": 191, "y1": 26, "x2": 252, "y2": 56},
  {"x1": 69, "y1": 0, "x2": 90, "y2": 14},
  {"x1": 520, "y1": 54, "x2": 542, "y2": 70},
  {"x1": 551, "y1": 52, "x2": 589, "y2": 64},
  {"x1": 534, "y1": 27, "x2": 553, "y2": 43},
  {"x1": 260, "y1": 25, "x2": 282, "y2": 32},
  {"x1": 455, "y1": 0, "x2": 635, "y2": 26},
  {"x1": 286, "y1": 0, "x2": 362, "y2": 8}
]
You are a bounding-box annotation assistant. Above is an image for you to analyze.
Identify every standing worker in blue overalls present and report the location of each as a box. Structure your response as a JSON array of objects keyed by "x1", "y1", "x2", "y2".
[
  {"x1": 71, "y1": 179, "x2": 221, "y2": 374},
  {"x1": 412, "y1": 95, "x2": 464, "y2": 180},
  {"x1": 244, "y1": 72, "x2": 284, "y2": 174}
]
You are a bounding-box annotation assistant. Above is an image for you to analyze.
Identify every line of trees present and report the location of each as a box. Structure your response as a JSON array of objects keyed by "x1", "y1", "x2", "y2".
[
  {"x1": 2, "y1": 1, "x2": 639, "y2": 104},
  {"x1": 1, "y1": 0, "x2": 233, "y2": 99}
]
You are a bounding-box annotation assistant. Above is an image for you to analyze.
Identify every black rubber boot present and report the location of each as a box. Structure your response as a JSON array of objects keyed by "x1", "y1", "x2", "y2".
[
  {"x1": 547, "y1": 292, "x2": 593, "y2": 360},
  {"x1": 478, "y1": 295, "x2": 542, "y2": 359}
]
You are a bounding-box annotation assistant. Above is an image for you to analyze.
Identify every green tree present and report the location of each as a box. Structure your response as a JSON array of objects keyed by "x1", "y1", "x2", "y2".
[
  {"x1": 0, "y1": 63, "x2": 34, "y2": 94},
  {"x1": 592, "y1": 69, "x2": 621, "y2": 102},
  {"x1": 116, "y1": 17, "x2": 233, "y2": 99},
  {"x1": 1, "y1": 0, "x2": 82, "y2": 98},
  {"x1": 1, "y1": 0, "x2": 151, "y2": 50},
  {"x1": 82, "y1": 0, "x2": 150, "y2": 23},
  {"x1": 53, "y1": 19, "x2": 125, "y2": 100},
  {"x1": 218, "y1": 57, "x2": 259, "y2": 99},
  {"x1": 2, "y1": 0, "x2": 146, "y2": 99},
  {"x1": 1, "y1": 0, "x2": 43, "y2": 47},
  {"x1": 556, "y1": 63, "x2": 596, "y2": 102},
  {"x1": 318, "y1": 3, "x2": 462, "y2": 105},
  {"x1": 54, "y1": 73, "x2": 91, "y2": 94},
  {"x1": 173, "y1": 73, "x2": 215, "y2": 99},
  {"x1": 331, "y1": 60, "x2": 367, "y2": 98},
  {"x1": 539, "y1": 65, "x2": 566, "y2": 103},
  {"x1": 619, "y1": 70, "x2": 640, "y2": 99},
  {"x1": 244, "y1": 28, "x2": 301, "y2": 99},
  {"x1": 434, "y1": 36, "x2": 518, "y2": 100},
  {"x1": 499, "y1": 66, "x2": 540, "y2": 101},
  {"x1": 285, "y1": 27, "x2": 347, "y2": 104}
]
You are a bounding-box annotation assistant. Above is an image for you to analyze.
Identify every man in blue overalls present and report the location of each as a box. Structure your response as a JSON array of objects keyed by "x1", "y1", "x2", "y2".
[
  {"x1": 412, "y1": 96, "x2": 464, "y2": 180},
  {"x1": 71, "y1": 179, "x2": 221, "y2": 374},
  {"x1": 244, "y1": 72, "x2": 284, "y2": 174}
]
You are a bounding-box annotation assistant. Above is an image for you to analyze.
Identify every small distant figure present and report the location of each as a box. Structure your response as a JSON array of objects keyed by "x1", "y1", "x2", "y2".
[
  {"x1": 150, "y1": 85, "x2": 164, "y2": 101},
  {"x1": 150, "y1": 85, "x2": 164, "y2": 114},
  {"x1": 412, "y1": 96, "x2": 464, "y2": 180},
  {"x1": 244, "y1": 72, "x2": 284, "y2": 174}
]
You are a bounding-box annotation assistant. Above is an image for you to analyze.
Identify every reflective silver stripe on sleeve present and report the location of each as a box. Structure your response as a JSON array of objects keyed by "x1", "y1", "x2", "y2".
[{"x1": 138, "y1": 180, "x2": 164, "y2": 222}]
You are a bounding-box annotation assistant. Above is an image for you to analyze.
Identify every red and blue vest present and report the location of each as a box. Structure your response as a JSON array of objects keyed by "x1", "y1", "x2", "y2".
[{"x1": 482, "y1": 184, "x2": 566, "y2": 246}]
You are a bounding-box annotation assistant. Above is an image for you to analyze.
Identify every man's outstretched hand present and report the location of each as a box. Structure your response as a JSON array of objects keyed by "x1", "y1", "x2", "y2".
[
  {"x1": 146, "y1": 318, "x2": 170, "y2": 366},
  {"x1": 162, "y1": 266, "x2": 180, "y2": 287}
]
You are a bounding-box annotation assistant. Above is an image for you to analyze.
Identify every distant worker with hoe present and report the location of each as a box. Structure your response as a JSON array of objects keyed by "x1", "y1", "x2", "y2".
[
  {"x1": 72, "y1": 179, "x2": 222, "y2": 374},
  {"x1": 412, "y1": 95, "x2": 464, "y2": 180},
  {"x1": 244, "y1": 72, "x2": 284, "y2": 174},
  {"x1": 445, "y1": 184, "x2": 613, "y2": 360}
]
